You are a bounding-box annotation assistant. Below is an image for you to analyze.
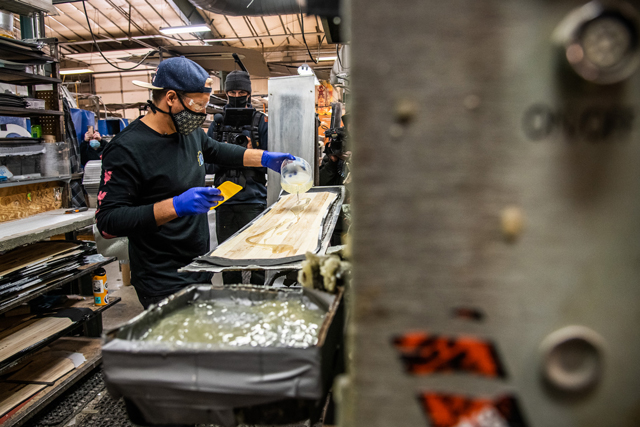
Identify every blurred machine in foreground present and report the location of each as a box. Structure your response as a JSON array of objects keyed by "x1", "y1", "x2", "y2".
[{"x1": 349, "y1": 1, "x2": 640, "y2": 426}]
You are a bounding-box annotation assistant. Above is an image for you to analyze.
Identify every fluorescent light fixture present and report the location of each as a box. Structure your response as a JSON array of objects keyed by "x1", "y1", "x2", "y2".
[
  {"x1": 60, "y1": 68, "x2": 94, "y2": 75},
  {"x1": 318, "y1": 56, "x2": 337, "y2": 61},
  {"x1": 159, "y1": 25, "x2": 210, "y2": 35}
]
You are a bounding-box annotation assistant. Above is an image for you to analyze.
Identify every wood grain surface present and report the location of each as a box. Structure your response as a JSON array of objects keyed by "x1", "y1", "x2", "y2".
[
  {"x1": 0, "y1": 337, "x2": 95, "y2": 418},
  {"x1": 7, "y1": 352, "x2": 76, "y2": 383},
  {"x1": 0, "y1": 317, "x2": 73, "y2": 363},
  {"x1": 0, "y1": 183, "x2": 63, "y2": 224},
  {"x1": 210, "y1": 191, "x2": 337, "y2": 261},
  {"x1": 0, "y1": 384, "x2": 44, "y2": 417},
  {"x1": 0, "y1": 337, "x2": 100, "y2": 424}
]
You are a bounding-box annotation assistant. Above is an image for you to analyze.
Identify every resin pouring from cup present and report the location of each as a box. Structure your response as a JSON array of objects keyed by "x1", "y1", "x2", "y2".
[{"x1": 280, "y1": 157, "x2": 313, "y2": 195}]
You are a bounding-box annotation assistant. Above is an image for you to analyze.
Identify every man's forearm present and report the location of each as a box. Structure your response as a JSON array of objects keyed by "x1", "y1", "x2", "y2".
[
  {"x1": 154, "y1": 199, "x2": 178, "y2": 226},
  {"x1": 243, "y1": 149, "x2": 264, "y2": 167}
]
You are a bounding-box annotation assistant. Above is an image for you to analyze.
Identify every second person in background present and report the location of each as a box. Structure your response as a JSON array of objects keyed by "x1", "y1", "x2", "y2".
[{"x1": 207, "y1": 70, "x2": 269, "y2": 285}]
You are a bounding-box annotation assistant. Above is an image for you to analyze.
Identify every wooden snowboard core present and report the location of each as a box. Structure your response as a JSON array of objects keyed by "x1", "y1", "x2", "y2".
[{"x1": 209, "y1": 191, "x2": 338, "y2": 263}]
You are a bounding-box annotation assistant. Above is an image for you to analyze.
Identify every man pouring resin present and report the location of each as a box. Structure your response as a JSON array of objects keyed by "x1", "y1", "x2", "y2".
[{"x1": 95, "y1": 57, "x2": 294, "y2": 309}]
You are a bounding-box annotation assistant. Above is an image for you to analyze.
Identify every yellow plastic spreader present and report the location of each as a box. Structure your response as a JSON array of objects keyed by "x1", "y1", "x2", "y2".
[{"x1": 210, "y1": 181, "x2": 243, "y2": 210}]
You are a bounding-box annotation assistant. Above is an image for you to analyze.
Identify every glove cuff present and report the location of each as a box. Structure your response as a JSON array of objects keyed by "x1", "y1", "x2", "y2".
[
  {"x1": 260, "y1": 151, "x2": 268, "y2": 168},
  {"x1": 172, "y1": 197, "x2": 183, "y2": 218}
]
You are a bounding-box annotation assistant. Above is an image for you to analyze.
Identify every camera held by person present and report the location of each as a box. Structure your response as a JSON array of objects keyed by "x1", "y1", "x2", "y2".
[{"x1": 320, "y1": 123, "x2": 351, "y2": 186}]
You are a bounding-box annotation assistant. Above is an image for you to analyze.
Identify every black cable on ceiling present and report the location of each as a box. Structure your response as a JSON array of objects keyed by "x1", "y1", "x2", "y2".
[
  {"x1": 299, "y1": 9, "x2": 317, "y2": 64},
  {"x1": 81, "y1": 0, "x2": 156, "y2": 71}
]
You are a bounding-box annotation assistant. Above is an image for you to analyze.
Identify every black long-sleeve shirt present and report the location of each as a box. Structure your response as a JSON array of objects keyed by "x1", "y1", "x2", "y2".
[
  {"x1": 205, "y1": 107, "x2": 269, "y2": 204},
  {"x1": 95, "y1": 118, "x2": 246, "y2": 297}
]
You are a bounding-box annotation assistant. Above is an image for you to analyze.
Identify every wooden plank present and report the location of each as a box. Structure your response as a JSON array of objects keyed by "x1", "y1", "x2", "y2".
[
  {"x1": 6, "y1": 352, "x2": 76, "y2": 383},
  {"x1": 0, "y1": 296, "x2": 120, "y2": 375},
  {"x1": 0, "y1": 318, "x2": 73, "y2": 364},
  {"x1": 0, "y1": 337, "x2": 101, "y2": 426},
  {"x1": 0, "y1": 384, "x2": 44, "y2": 418},
  {"x1": 208, "y1": 192, "x2": 337, "y2": 264}
]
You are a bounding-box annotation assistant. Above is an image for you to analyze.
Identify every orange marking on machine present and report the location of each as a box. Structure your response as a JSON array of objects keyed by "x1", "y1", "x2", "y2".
[{"x1": 392, "y1": 332, "x2": 506, "y2": 378}]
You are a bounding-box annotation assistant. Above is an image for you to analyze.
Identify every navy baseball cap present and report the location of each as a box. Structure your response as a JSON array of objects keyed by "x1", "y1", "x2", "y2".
[{"x1": 132, "y1": 56, "x2": 212, "y2": 93}]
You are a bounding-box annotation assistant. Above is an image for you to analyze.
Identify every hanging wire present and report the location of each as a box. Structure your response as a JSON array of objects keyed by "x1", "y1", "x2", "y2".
[
  {"x1": 299, "y1": 8, "x2": 317, "y2": 64},
  {"x1": 81, "y1": 0, "x2": 156, "y2": 71}
]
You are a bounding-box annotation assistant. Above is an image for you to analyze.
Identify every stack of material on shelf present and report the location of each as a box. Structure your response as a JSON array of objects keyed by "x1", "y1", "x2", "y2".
[
  {"x1": 23, "y1": 98, "x2": 45, "y2": 110},
  {"x1": 0, "y1": 37, "x2": 55, "y2": 64},
  {"x1": 0, "y1": 317, "x2": 74, "y2": 364},
  {"x1": 82, "y1": 161, "x2": 101, "y2": 208},
  {"x1": 0, "y1": 241, "x2": 92, "y2": 308},
  {"x1": 0, "y1": 93, "x2": 26, "y2": 109},
  {"x1": 0, "y1": 338, "x2": 87, "y2": 417},
  {"x1": 0, "y1": 144, "x2": 45, "y2": 157},
  {"x1": 0, "y1": 297, "x2": 96, "y2": 365}
]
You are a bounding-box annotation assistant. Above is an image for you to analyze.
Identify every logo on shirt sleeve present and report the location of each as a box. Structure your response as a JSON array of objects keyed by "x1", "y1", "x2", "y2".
[{"x1": 197, "y1": 151, "x2": 204, "y2": 166}]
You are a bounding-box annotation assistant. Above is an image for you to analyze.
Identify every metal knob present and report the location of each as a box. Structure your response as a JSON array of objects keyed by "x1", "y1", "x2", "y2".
[
  {"x1": 553, "y1": 1, "x2": 640, "y2": 84},
  {"x1": 540, "y1": 325, "x2": 605, "y2": 392}
]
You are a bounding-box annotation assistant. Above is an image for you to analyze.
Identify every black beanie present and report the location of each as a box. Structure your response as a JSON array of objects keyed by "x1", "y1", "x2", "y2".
[{"x1": 225, "y1": 70, "x2": 252, "y2": 93}]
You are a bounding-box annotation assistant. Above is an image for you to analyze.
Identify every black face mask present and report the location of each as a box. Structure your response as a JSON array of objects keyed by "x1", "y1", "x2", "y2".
[
  {"x1": 172, "y1": 96, "x2": 207, "y2": 135},
  {"x1": 147, "y1": 97, "x2": 207, "y2": 135},
  {"x1": 228, "y1": 95, "x2": 249, "y2": 108}
]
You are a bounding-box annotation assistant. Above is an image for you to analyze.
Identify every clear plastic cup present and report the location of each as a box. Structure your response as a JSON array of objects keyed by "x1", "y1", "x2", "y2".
[{"x1": 280, "y1": 156, "x2": 313, "y2": 195}]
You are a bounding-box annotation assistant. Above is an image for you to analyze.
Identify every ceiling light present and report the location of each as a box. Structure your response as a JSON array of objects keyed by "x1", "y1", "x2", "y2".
[
  {"x1": 297, "y1": 63, "x2": 314, "y2": 76},
  {"x1": 159, "y1": 25, "x2": 210, "y2": 35},
  {"x1": 318, "y1": 56, "x2": 337, "y2": 61},
  {"x1": 297, "y1": 64, "x2": 321, "y2": 85},
  {"x1": 60, "y1": 68, "x2": 94, "y2": 75}
]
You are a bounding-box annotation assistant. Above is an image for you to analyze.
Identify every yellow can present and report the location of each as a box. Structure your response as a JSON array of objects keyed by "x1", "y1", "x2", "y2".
[{"x1": 92, "y1": 268, "x2": 108, "y2": 306}]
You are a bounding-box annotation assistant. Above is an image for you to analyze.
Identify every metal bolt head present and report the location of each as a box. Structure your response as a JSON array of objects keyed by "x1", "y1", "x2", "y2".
[
  {"x1": 501, "y1": 206, "x2": 524, "y2": 242},
  {"x1": 394, "y1": 99, "x2": 417, "y2": 124}
]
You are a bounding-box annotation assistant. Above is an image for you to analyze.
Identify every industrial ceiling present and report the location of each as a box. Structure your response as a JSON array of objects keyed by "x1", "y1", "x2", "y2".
[{"x1": 43, "y1": 0, "x2": 338, "y2": 79}]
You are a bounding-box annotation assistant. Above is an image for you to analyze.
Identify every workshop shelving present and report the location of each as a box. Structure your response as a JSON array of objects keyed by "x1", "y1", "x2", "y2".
[
  {"x1": 0, "y1": 137, "x2": 43, "y2": 144},
  {"x1": 0, "y1": 106, "x2": 63, "y2": 117},
  {"x1": 0, "y1": 297, "x2": 120, "y2": 376},
  {"x1": 0, "y1": 238, "x2": 120, "y2": 423},
  {"x1": 0, "y1": 68, "x2": 62, "y2": 86},
  {"x1": 1, "y1": 39, "x2": 69, "y2": 211},
  {"x1": 0, "y1": 209, "x2": 96, "y2": 252},
  {"x1": 0, "y1": 337, "x2": 103, "y2": 427},
  {"x1": 0, "y1": 255, "x2": 116, "y2": 316},
  {"x1": 0, "y1": 175, "x2": 70, "y2": 189},
  {"x1": 0, "y1": 38, "x2": 65, "y2": 144},
  {"x1": 0, "y1": 38, "x2": 120, "y2": 426}
]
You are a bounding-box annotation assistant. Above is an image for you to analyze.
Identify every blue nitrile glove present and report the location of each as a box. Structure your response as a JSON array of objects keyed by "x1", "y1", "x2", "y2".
[
  {"x1": 173, "y1": 187, "x2": 224, "y2": 217},
  {"x1": 261, "y1": 151, "x2": 296, "y2": 173},
  {"x1": 89, "y1": 140, "x2": 100, "y2": 149}
]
